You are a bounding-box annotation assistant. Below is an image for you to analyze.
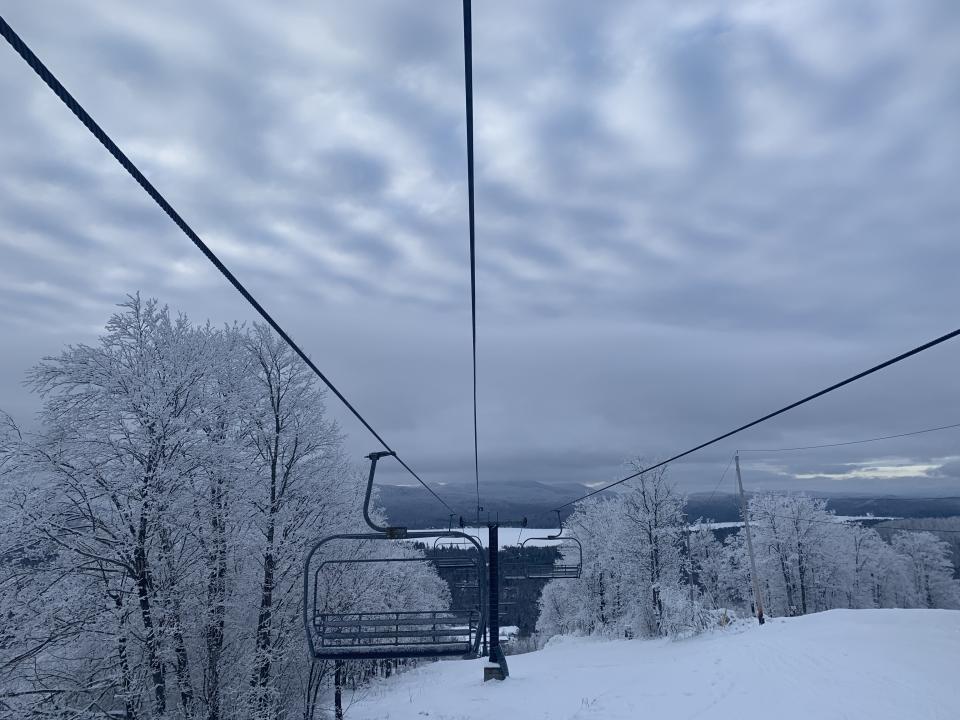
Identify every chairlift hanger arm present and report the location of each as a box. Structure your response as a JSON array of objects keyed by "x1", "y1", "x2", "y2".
[
  {"x1": 548, "y1": 510, "x2": 564, "y2": 540},
  {"x1": 362, "y1": 450, "x2": 397, "y2": 535}
]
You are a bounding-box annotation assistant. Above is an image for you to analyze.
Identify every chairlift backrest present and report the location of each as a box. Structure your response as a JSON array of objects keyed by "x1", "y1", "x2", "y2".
[
  {"x1": 305, "y1": 531, "x2": 486, "y2": 660},
  {"x1": 302, "y1": 452, "x2": 487, "y2": 661},
  {"x1": 519, "y1": 533, "x2": 583, "y2": 580},
  {"x1": 431, "y1": 535, "x2": 484, "y2": 571}
]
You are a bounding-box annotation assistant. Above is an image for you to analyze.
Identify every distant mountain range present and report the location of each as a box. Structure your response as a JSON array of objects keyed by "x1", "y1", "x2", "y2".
[
  {"x1": 377, "y1": 480, "x2": 592, "y2": 527},
  {"x1": 377, "y1": 480, "x2": 960, "y2": 528}
]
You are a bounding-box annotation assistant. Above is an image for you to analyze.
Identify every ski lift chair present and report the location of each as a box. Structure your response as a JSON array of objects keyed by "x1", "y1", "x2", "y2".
[
  {"x1": 501, "y1": 562, "x2": 526, "y2": 581},
  {"x1": 520, "y1": 514, "x2": 583, "y2": 580},
  {"x1": 431, "y1": 535, "x2": 484, "y2": 572},
  {"x1": 303, "y1": 452, "x2": 487, "y2": 661}
]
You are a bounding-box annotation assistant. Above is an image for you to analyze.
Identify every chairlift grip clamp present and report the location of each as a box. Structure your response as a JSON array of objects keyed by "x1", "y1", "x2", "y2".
[{"x1": 365, "y1": 450, "x2": 397, "y2": 461}]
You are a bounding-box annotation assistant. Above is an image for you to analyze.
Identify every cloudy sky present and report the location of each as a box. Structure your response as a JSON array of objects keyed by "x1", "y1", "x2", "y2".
[{"x1": 1, "y1": 0, "x2": 959, "y2": 511}]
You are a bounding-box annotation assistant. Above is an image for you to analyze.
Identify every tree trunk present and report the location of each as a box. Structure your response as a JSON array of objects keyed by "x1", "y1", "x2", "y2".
[
  {"x1": 598, "y1": 569, "x2": 606, "y2": 626},
  {"x1": 159, "y1": 526, "x2": 195, "y2": 718},
  {"x1": 797, "y1": 538, "x2": 808, "y2": 615},
  {"x1": 774, "y1": 538, "x2": 795, "y2": 613},
  {"x1": 115, "y1": 606, "x2": 138, "y2": 720},
  {"x1": 205, "y1": 474, "x2": 228, "y2": 720},
  {"x1": 650, "y1": 531, "x2": 663, "y2": 634},
  {"x1": 252, "y1": 433, "x2": 280, "y2": 717},
  {"x1": 133, "y1": 513, "x2": 166, "y2": 716},
  {"x1": 304, "y1": 660, "x2": 328, "y2": 720}
]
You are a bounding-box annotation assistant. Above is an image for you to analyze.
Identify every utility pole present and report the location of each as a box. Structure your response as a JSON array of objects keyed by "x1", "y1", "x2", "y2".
[
  {"x1": 735, "y1": 452, "x2": 765, "y2": 625},
  {"x1": 484, "y1": 523, "x2": 509, "y2": 681}
]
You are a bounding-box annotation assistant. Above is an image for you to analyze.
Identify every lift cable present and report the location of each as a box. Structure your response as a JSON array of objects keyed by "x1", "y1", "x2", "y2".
[
  {"x1": 462, "y1": 0, "x2": 481, "y2": 524},
  {"x1": 0, "y1": 15, "x2": 458, "y2": 516},
  {"x1": 739, "y1": 421, "x2": 960, "y2": 453},
  {"x1": 555, "y1": 327, "x2": 960, "y2": 511}
]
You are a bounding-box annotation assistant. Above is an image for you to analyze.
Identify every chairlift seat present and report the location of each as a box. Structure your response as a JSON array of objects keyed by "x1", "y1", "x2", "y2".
[
  {"x1": 520, "y1": 535, "x2": 583, "y2": 580},
  {"x1": 525, "y1": 562, "x2": 581, "y2": 579},
  {"x1": 302, "y1": 453, "x2": 487, "y2": 662},
  {"x1": 433, "y1": 556, "x2": 481, "y2": 570},
  {"x1": 313, "y1": 610, "x2": 479, "y2": 660},
  {"x1": 501, "y1": 562, "x2": 526, "y2": 580}
]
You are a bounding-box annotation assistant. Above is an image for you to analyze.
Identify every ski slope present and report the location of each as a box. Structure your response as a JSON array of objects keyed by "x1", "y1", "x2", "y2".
[{"x1": 348, "y1": 609, "x2": 960, "y2": 720}]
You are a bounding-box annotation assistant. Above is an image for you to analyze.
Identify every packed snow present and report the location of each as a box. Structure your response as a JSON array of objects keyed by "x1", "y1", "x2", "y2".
[{"x1": 347, "y1": 609, "x2": 960, "y2": 720}]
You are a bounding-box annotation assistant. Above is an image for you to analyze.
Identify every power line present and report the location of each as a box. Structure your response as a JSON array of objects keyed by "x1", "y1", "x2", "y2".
[
  {"x1": 705, "y1": 453, "x2": 736, "y2": 505},
  {"x1": 740, "y1": 421, "x2": 960, "y2": 453},
  {"x1": 462, "y1": 0, "x2": 481, "y2": 525},
  {"x1": 0, "y1": 15, "x2": 458, "y2": 516},
  {"x1": 555, "y1": 327, "x2": 960, "y2": 511}
]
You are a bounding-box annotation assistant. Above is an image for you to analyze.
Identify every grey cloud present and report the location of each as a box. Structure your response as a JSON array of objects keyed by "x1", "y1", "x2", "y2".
[{"x1": 1, "y1": 1, "x2": 959, "y2": 515}]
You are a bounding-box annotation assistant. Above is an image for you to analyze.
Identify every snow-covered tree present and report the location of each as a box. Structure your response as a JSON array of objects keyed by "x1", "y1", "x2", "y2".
[
  {"x1": 537, "y1": 480, "x2": 960, "y2": 645},
  {"x1": 891, "y1": 531, "x2": 960, "y2": 609},
  {"x1": 0, "y1": 296, "x2": 451, "y2": 720},
  {"x1": 538, "y1": 462, "x2": 709, "y2": 641}
]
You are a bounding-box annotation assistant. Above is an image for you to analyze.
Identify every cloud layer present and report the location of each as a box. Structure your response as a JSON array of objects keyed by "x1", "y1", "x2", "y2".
[{"x1": 1, "y1": 0, "x2": 959, "y2": 509}]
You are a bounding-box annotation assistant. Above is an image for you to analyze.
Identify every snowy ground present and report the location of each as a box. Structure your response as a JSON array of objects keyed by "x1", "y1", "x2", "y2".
[{"x1": 346, "y1": 609, "x2": 960, "y2": 720}]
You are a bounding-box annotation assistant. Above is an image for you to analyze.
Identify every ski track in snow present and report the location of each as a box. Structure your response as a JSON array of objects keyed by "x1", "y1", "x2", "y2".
[{"x1": 347, "y1": 609, "x2": 960, "y2": 720}]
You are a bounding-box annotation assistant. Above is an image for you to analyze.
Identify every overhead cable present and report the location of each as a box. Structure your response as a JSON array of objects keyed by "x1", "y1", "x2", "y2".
[
  {"x1": 555, "y1": 327, "x2": 960, "y2": 511},
  {"x1": 462, "y1": 0, "x2": 481, "y2": 523},
  {"x1": 0, "y1": 15, "x2": 457, "y2": 515},
  {"x1": 705, "y1": 453, "x2": 736, "y2": 505},
  {"x1": 739, "y1": 421, "x2": 960, "y2": 453}
]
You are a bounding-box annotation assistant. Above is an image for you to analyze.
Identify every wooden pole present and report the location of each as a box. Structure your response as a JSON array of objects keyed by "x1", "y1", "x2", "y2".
[{"x1": 736, "y1": 452, "x2": 765, "y2": 625}]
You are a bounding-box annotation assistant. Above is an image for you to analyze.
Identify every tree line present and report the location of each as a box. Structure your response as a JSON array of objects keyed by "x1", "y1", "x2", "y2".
[{"x1": 536, "y1": 461, "x2": 960, "y2": 641}]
